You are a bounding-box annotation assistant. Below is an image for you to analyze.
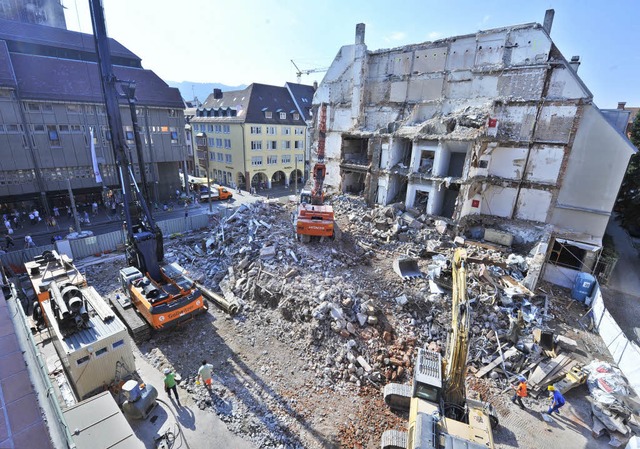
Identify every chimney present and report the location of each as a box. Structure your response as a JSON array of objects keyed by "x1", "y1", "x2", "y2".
[
  {"x1": 618, "y1": 102, "x2": 627, "y2": 110},
  {"x1": 213, "y1": 88, "x2": 223, "y2": 99},
  {"x1": 569, "y1": 56, "x2": 580, "y2": 72},
  {"x1": 313, "y1": 81, "x2": 318, "y2": 91},
  {"x1": 355, "y1": 23, "x2": 365, "y2": 45},
  {"x1": 543, "y1": 9, "x2": 555, "y2": 34}
]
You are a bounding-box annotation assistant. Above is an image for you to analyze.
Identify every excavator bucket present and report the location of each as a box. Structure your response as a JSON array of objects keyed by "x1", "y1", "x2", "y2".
[{"x1": 393, "y1": 257, "x2": 423, "y2": 280}]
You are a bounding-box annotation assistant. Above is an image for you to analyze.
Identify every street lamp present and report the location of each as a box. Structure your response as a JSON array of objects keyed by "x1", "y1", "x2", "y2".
[{"x1": 196, "y1": 132, "x2": 212, "y2": 213}]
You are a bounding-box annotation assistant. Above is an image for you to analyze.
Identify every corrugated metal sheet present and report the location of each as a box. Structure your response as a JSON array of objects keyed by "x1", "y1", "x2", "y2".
[
  {"x1": 0, "y1": 245, "x2": 54, "y2": 273},
  {"x1": 69, "y1": 230, "x2": 125, "y2": 260},
  {"x1": 1, "y1": 215, "x2": 212, "y2": 273}
]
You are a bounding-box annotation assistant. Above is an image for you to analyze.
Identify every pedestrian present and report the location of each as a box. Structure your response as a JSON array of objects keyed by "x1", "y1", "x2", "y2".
[
  {"x1": 84, "y1": 211, "x2": 90, "y2": 224},
  {"x1": 176, "y1": 188, "x2": 180, "y2": 199},
  {"x1": 547, "y1": 385, "x2": 565, "y2": 415},
  {"x1": 4, "y1": 233, "x2": 14, "y2": 250},
  {"x1": 33, "y1": 209, "x2": 40, "y2": 222},
  {"x1": 197, "y1": 359, "x2": 214, "y2": 389},
  {"x1": 511, "y1": 376, "x2": 527, "y2": 410},
  {"x1": 24, "y1": 235, "x2": 35, "y2": 248},
  {"x1": 13, "y1": 216, "x2": 19, "y2": 229},
  {"x1": 92, "y1": 202, "x2": 98, "y2": 216},
  {"x1": 184, "y1": 202, "x2": 188, "y2": 219},
  {"x1": 163, "y1": 368, "x2": 180, "y2": 403},
  {"x1": 29, "y1": 212, "x2": 35, "y2": 225},
  {"x1": 53, "y1": 206, "x2": 60, "y2": 217},
  {"x1": 66, "y1": 205, "x2": 72, "y2": 218}
]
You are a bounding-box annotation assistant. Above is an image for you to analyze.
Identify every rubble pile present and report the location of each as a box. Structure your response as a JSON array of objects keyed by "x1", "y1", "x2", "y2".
[{"x1": 81, "y1": 194, "x2": 636, "y2": 448}]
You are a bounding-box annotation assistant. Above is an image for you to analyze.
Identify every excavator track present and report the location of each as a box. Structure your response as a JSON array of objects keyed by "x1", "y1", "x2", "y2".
[
  {"x1": 109, "y1": 296, "x2": 151, "y2": 344},
  {"x1": 383, "y1": 383, "x2": 412, "y2": 411},
  {"x1": 380, "y1": 430, "x2": 407, "y2": 449}
]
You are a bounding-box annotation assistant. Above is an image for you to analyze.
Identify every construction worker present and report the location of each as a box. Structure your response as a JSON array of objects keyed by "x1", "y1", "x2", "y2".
[
  {"x1": 163, "y1": 368, "x2": 180, "y2": 403},
  {"x1": 511, "y1": 375, "x2": 527, "y2": 410},
  {"x1": 547, "y1": 385, "x2": 565, "y2": 415},
  {"x1": 197, "y1": 359, "x2": 214, "y2": 389}
]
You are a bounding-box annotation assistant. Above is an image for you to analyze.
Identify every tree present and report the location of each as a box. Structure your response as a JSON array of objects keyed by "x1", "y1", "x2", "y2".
[{"x1": 630, "y1": 110, "x2": 640, "y2": 149}]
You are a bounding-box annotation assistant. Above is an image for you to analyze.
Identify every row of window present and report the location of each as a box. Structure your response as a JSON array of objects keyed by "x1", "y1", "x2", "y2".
[
  {"x1": 211, "y1": 153, "x2": 233, "y2": 163},
  {"x1": 251, "y1": 154, "x2": 303, "y2": 166},
  {"x1": 76, "y1": 339, "x2": 126, "y2": 366},
  {"x1": 23, "y1": 102, "x2": 179, "y2": 117},
  {"x1": 250, "y1": 126, "x2": 304, "y2": 135},
  {"x1": 264, "y1": 111, "x2": 300, "y2": 121},
  {"x1": 0, "y1": 124, "x2": 180, "y2": 148},
  {"x1": 207, "y1": 138, "x2": 232, "y2": 149},
  {"x1": 193, "y1": 124, "x2": 231, "y2": 134},
  {"x1": 250, "y1": 140, "x2": 304, "y2": 150}
]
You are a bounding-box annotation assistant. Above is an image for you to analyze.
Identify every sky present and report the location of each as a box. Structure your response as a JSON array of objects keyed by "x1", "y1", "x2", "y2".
[{"x1": 64, "y1": 0, "x2": 640, "y2": 108}]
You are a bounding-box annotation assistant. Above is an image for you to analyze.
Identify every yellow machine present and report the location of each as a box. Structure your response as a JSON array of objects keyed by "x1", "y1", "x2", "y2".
[{"x1": 382, "y1": 248, "x2": 497, "y2": 449}]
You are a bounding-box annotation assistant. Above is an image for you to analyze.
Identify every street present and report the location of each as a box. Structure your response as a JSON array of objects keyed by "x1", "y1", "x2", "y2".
[{"x1": 2, "y1": 187, "x2": 294, "y2": 250}]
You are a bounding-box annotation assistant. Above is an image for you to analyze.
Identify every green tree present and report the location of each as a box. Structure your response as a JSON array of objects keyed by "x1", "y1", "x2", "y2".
[
  {"x1": 625, "y1": 111, "x2": 640, "y2": 178},
  {"x1": 630, "y1": 110, "x2": 640, "y2": 149}
]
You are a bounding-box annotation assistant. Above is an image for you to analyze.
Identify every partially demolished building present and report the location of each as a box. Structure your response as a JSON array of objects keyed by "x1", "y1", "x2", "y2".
[{"x1": 312, "y1": 11, "x2": 636, "y2": 287}]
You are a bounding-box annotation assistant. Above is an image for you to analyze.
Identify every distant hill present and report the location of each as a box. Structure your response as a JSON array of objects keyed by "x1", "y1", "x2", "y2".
[{"x1": 167, "y1": 81, "x2": 247, "y2": 104}]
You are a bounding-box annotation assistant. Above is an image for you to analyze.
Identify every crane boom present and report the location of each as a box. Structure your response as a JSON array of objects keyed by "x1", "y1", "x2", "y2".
[
  {"x1": 89, "y1": 0, "x2": 162, "y2": 280},
  {"x1": 311, "y1": 103, "x2": 327, "y2": 205},
  {"x1": 444, "y1": 248, "x2": 471, "y2": 409}
]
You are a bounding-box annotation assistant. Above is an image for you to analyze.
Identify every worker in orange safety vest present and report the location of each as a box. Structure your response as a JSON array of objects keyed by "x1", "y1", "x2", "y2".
[{"x1": 511, "y1": 375, "x2": 528, "y2": 410}]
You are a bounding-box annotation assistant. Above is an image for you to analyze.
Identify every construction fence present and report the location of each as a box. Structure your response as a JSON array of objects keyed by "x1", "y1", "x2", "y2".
[
  {"x1": 1, "y1": 214, "x2": 212, "y2": 274},
  {"x1": 591, "y1": 282, "x2": 640, "y2": 397}
]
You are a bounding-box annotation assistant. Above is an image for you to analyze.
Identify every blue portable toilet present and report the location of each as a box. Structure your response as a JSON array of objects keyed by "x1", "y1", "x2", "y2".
[{"x1": 571, "y1": 272, "x2": 596, "y2": 302}]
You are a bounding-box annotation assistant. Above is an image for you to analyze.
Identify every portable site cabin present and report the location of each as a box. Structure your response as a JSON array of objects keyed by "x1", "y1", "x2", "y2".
[
  {"x1": 41, "y1": 285, "x2": 135, "y2": 400},
  {"x1": 63, "y1": 391, "x2": 144, "y2": 449}
]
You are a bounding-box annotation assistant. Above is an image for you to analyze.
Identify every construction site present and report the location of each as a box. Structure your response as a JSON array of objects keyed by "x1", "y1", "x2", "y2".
[{"x1": 1, "y1": 4, "x2": 639, "y2": 449}]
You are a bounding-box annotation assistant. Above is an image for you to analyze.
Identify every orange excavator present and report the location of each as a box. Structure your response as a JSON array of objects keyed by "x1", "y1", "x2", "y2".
[{"x1": 294, "y1": 103, "x2": 335, "y2": 242}]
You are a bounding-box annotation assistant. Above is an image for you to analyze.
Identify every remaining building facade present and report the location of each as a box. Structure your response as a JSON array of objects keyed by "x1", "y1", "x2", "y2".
[
  {"x1": 0, "y1": 18, "x2": 186, "y2": 213},
  {"x1": 0, "y1": 0, "x2": 65, "y2": 29},
  {"x1": 191, "y1": 82, "x2": 314, "y2": 190},
  {"x1": 313, "y1": 13, "x2": 636, "y2": 287}
]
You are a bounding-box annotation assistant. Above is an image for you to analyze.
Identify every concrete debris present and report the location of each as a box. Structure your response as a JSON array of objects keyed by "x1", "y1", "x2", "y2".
[{"x1": 77, "y1": 194, "x2": 617, "y2": 448}]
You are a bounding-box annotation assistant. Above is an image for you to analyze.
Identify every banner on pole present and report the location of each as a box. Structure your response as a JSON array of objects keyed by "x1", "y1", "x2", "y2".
[{"x1": 90, "y1": 127, "x2": 103, "y2": 183}]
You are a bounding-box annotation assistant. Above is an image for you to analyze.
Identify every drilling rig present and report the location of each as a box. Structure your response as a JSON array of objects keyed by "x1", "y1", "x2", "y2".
[
  {"x1": 89, "y1": 0, "x2": 206, "y2": 342},
  {"x1": 381, "y1": 248, "x2": 498, "y2": 449},
  {"x1": 294, "y1": 103, "x2": 335, "y2": 242}
]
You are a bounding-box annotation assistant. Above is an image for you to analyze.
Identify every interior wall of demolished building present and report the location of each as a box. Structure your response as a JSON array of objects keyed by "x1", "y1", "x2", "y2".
[{"x1": 313, "y1": 22, "x2": 635, "y2": 287}]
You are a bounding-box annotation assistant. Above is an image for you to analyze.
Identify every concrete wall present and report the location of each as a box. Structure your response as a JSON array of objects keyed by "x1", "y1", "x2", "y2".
[{"x1": 550, "y1": 104, "x2": 635, "y2": 240}]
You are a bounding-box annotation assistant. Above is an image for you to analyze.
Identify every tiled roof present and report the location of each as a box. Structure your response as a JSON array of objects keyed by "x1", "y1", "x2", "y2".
[
  {"x1": 200, "y1": 83, "x2": 311, "y2": 125},
  {"x1": 11, "y1": 53, "x2": 183, "y2": 108},
  {"x1": 0, "y1": 17, "x2": 138, "y2": 61},
  {"x1": 285, "y1": 82, "x2": 315, "y2": 121}
]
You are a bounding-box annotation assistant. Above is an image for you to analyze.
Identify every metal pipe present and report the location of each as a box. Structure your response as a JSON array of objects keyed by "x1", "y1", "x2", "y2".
[{"x1": 194, "y1": 281, "x2": 240, "y2": 315}]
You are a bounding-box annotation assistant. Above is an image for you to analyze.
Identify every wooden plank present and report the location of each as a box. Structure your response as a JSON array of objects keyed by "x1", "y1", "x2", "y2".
[{"x1": 475, "y1": 347, "x2": 518, "y2": 378}]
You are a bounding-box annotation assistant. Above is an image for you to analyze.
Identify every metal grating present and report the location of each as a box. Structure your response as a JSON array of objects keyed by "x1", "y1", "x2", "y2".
[{"x1": 414, "y1": 348, "x2": 442, "y2": 389}]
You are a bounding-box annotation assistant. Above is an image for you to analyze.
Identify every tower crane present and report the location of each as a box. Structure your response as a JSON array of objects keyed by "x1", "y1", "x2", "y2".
[{"x1": 291, "y1": 60, "x2": 329, "y2": 83}]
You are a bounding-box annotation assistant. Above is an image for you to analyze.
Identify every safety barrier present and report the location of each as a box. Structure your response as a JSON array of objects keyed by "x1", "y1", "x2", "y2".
[
  {"x1": 0, "y1": 213, "x2": 213, "y2": 271},
  {"x1": 591, "y1": 282, "x2": 640, "y2": 397}
]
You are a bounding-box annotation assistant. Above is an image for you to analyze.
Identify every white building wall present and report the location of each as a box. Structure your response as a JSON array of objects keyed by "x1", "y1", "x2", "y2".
[
  {"x1": 550, "y1": 104, "x2": 635, "y2": 239},
  {"x1": 516, "y1": 189, "x2": 553, "y2": 222},
  {"x1": 525, "y1": 145, "x2": 564, "y2": 184},
  {"x1": 480, "y1": 185, "x2": 517, "y2": 218},
  {"x1": 487, "y1": 146, "x2": 528, "y2": 179}
]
